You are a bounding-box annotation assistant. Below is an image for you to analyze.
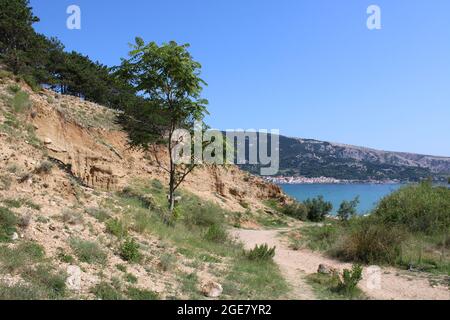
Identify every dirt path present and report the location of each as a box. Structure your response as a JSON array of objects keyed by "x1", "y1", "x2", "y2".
[{"x1": 231, "y1": 228, "x2": 449, "y2": 300}]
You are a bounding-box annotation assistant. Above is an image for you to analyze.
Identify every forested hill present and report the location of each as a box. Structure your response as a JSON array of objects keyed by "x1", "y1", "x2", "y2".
[{"x1": 240, "y1": 135, "x2": 450, "y2": 182}]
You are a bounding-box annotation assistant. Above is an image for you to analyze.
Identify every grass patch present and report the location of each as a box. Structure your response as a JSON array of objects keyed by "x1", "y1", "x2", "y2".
[
  {"x1": 306, "y1": 272, "x2": 366, "y2": 300},
  {"x1": 223, "y1": 256, "x2": 289, "y2": 299},
  {"x1": 0, "y1": 206, "x2": 18, "y2": 242},
  {"x1": 91, "y1": 282, "x2": 124, "y2": 300},
  {"x1": 70, "y1": 238, "x2": 107, "y2": 265},
  {"x1": 0, "y1": 241, "x2": 46, "y2": 273},
  {"x1": 126, "y1": 287, "x2": 159, "y2": 300}
]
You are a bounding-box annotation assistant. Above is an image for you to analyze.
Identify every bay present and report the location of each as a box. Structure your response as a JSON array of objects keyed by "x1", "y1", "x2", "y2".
[{"x1": 279, "y1": 183, "x2": 404, "y2": 215}]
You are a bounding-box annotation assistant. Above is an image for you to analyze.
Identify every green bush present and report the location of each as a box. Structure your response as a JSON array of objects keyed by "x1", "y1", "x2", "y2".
[
  {"x1": 245, "y1": 244, "x2": 276, "y2": 261},
  {"x1": 336, "y1": 264, "x2": 363, "y2": 295},
  {"x1": 0, "y1": 282, "x2": 43, "y2": 300},
  {"x1": 0, "y1": 207, "x2": 17, "y2": 242},
  {"x1": 106, "y1": 218, "x2": 128, "y2": 238},
  {"x1": 204, "y1": 224, "x2": 228, "y2": 243},
  {"x1": 9, "y1": 90, "x2": 32, "y2": 113},
  {"x1": 332, "y1": 220, "x2": 406, "y2": 264},
  {"x1": 372, "y1": 183, "x2": 450, "y2": 235},
  {"x1": 119, "y1": 238, "x2": 141, "y2": 263},
  {"x1": 70, "y1": 238, "x2": 107, "y2": 265},
  {"x1": 337, "y1": 197, "x2": 359, "y2": 221},
  {"x1": 304, "y1": 196, "x2": 333, "y2": 222},
  {"x1": 282, "y1": 202, "x2": 308, "y2": 220},
  {"x1": 182, "y1": 202, "x2": 224, "y2": 228},
  {"x1": 91, "y1": 282, "x2": 124, "y2": 300}
]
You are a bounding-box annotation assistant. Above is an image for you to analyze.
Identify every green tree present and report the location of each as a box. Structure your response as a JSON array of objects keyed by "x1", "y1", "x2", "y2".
[
  {"x1": 0, "y1": 0, "x2": 39, "y2": 74},
  {"x1": 303, "y1": 196, "x2": 333, "y2": 222},
  {"x1": 118, "y1": 38, "x2": 208, "y2": 214},
  {"x1": 337, "y1": 196, "x2": 360, "y2": 221}
]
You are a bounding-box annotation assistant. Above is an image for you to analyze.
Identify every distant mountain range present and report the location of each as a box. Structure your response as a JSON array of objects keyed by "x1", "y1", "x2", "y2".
[{"x1": 239, "y1": 135, "x2": 450, "y2": 181}]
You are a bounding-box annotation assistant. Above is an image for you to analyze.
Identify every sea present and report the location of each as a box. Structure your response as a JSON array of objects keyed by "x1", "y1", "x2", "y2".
[{"x1": 279, "y1": 183, "x2": 405, "y2": 215}]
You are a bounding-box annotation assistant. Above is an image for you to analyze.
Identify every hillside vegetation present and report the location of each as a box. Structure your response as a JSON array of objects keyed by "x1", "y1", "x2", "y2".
[{"x1": 289, "y1": 183, "x2": 450, "y2": 275}]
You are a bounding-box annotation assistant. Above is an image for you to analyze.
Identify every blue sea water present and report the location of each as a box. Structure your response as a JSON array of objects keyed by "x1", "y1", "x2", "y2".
[{"x1": 279, "y1": 183, "x2": 404, "y2": 215}]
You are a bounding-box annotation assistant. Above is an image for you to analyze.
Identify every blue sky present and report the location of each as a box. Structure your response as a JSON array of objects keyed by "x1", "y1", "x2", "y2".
[{"x1": 30, "y1": 0, "x2": 450, "y2": 156}]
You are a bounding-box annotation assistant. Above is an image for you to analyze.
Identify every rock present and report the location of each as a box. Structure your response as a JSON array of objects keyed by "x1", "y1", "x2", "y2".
[
  {"x1": 11, "y1": 232, "x2": 19, "y2": 241},
  {"x1": 66, "y1": 265, "x2": 81, "y2": 291},
  {"x1": 44, "y1": 137, "x2": 52, "y2": 145},
  {"x1": 200, "y1": 280, "x2": 223, "y2": 298},
  {"x1": 49, "y1": 224, "x2": 56, "y2": 231},
  {"x1": 317, "y1": 264, "x2": 336, "y2": 275}
]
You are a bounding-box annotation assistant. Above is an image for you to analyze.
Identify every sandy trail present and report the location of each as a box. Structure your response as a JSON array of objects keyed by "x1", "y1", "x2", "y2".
[{"x1": 231, "y1": 228, "x2": 449, "y2": 300}]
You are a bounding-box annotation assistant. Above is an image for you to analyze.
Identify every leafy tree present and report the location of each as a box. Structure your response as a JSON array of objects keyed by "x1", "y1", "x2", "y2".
[
  {"x1": 337, "y1": 196, "x2": 360, "y2": 221},
  {"x1": 0, "y1": 0, "x2": 39, "y2": 74},
  {"x1": 303, "y1": 196, "x2": 333, "y2": 222},
  {"x1": 118, "y1": 38, "x2": 208, "y2": 213}
]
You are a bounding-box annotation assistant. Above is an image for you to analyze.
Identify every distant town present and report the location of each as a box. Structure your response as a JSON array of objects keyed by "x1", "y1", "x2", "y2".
[{"x1": 265, "y1": 176, "x2": 402, "y2": 184}]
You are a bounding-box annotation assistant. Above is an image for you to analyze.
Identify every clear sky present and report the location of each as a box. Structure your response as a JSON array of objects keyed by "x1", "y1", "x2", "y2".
[{"x1": 30, "y1": 0, "x2": 450, "y2": 156}]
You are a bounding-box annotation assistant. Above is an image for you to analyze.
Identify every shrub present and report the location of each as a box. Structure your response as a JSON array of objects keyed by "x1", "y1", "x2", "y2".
[
  {"x1": 337, "y1": 197, "x2": 359, "y2": 221},
  {"x1": 335, "y1": 264, "x2": 363, "y2": 295},
  {"x1": 35, "y1": 160, "x2": 53, "y2": 174},
  {"x1": 61, "y1": 209, "x2": 83, "y2": 225},
  {"x1": 70, "y1": 238, "x2": 107, "y2": 265},
  {"x1": 0, "y1": 175, "x2": 12, "y2": 191},
  {"x1": 204, "y1": 224, "x2": 228, "y2": 243},
  {"x1": 372, "y1": 183, "x2": 450, "y2": 235},
  {"x1": 125, "y1": 273, "x2": 137, "y2": 284},
  {"x1": 7, "y1": 84, "x2": 21, "y2": 94},
  {"x1": 0, "y1": 207, "x2": 17, "y2": 242},
  {"x1": 282, "y1": 202, "x2": 308, "y2": 220},
  {"x1": 9, "y1": 90, "x2": 32, "y2": 113},
  {"x1": 106, "y1": 218, "x2": 128, "y2": 239},
  {"x1": 119, "y1": 238, "x2": 141, "y2": 263},
  {"x1": 245, "y1": 244, "x2": 276, "y2": 261},
  {"x1": 332, "y1": 221, "x2": 406, "y2": 264},
  {"x1": 159, "y1": 253, "x2": 176, "y2": 271},
  {"x1": 183, "y1": 203, "x2": 224, "y2": 228},
  {"x1": 85, "y1": 207, "x2": 110, "y2": 222},
  {"x1": 91, "y1": 282, "x2": 124, "y2": 300},
  {"x1": 304, "y1": 196, "x2": 333, "y2": 222}
]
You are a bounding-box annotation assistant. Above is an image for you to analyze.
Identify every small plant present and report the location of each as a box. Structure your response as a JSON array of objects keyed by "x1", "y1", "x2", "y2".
[
  {"x1": 125, "y1": 273, "x2": 137, "y2": 284},
  {"x1": 335, "y1": 264, "x2": 363, "y2": 295},
  {"x1": 106, "y1": 218, "x2": 128, "y2": 239},
  {"x1": 204, "y1": 224, "x2": 228, "y2": 243},
  {"x1": 70, "y1": 238, "x2": 107, "y2": 265},
  {"x1": 159, "y1": 253, "x2": 176, "y2": 271},
  {"x1": 56, "y1": 248, "x2": 75, "y2": 264},
  {"x1": 35, "y1": 160, "x2": 53, "y2": 175},
  {"x1": 7, "y1": 84, "x2": 21, "y2": 94},
  {"x1": 116, "y1": 264, "x2": 127, "y2": 272},
  {"x1": 61, "y1": 209, "x2": 83, "y2": 225},
  {"x1": 119, "y1": 238, "x2": 141, "y2": 263},
  {"x1": 245, "y1": 244, "x2": 276, "y2": 261}
]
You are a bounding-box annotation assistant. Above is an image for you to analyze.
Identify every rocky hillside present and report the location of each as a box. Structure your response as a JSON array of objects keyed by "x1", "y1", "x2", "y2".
[
  {"x1": 242, "y1": 135, "x2": 450, "y2": 181},
  {"x1": 0, "y1": 74, "x2": 289, "y2": 300}
]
